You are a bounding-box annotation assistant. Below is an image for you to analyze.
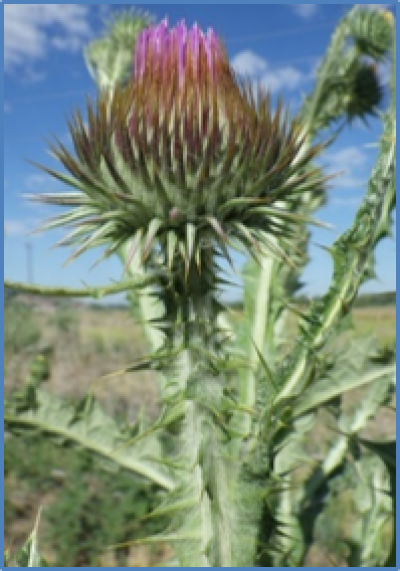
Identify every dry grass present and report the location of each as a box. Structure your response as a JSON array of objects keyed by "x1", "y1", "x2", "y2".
[
  {"x1": 352, "y1": 306, "x2": 396, "y2": 344},
  {"x1": 5, "y1": 301, "x2": 160, "y2": 421}
]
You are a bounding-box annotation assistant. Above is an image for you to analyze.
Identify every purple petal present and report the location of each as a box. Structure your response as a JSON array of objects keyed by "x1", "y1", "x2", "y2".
[
  {"x1": 204, "y1": 30, "x2": 214, "y2": 79},
  {"x1": 135, "y1": 32, "x2": 147, "y2": 78},
  {"x1": 175, "y1": 20, "x2": 188, "y2": 86},
  {"x1": 189, "y1": 23, "x2": 201, "y2": 78},
  {"x1": 153, "y1": 18, "x2": 168, "y2": 56},
  {"x1": 133, "y1": 19, "x2": 222, "y2": 88}
]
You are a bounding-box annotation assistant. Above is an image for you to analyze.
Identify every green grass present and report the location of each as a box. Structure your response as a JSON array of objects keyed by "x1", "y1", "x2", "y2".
[{"x1": 4, "y1": 435, "x2": 169, "y2": 567}]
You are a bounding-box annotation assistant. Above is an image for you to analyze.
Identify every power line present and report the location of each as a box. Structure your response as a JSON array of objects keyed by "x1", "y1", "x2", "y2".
[{"x1": 25, "y1": 242, "x2": 34, "y2": 284}]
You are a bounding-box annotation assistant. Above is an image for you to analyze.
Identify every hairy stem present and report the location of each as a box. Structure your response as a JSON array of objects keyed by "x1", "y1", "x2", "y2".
[
  {"x1": 121, "y1": 246, "x2": 237, "y2": 567},
  {"x1": 167, "y1": 255, "x2": 234, "y2": 566}
]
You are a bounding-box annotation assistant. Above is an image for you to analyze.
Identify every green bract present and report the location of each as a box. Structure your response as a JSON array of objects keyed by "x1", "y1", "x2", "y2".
[
  {"x1": 84, "y1": 8, "x2": 155, "y2": 90},
  {"x1": 31, "y1": 19, "x2": 326, "y2": 272}
]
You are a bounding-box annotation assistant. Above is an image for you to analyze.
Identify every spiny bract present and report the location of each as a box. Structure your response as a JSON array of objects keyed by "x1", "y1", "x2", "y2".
[{"x1": 31, "y1": 18, "x2": 327, "y2": 271}]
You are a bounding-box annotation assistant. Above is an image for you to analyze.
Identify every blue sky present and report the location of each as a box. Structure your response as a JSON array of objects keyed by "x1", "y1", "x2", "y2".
[{"x1": 4, "y1": 3, "x2": 396, "y2": 301}]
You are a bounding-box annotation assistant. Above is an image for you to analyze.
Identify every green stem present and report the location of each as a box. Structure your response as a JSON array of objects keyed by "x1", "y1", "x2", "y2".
[
  {"x1": 234, "y1": 255, "x2": 274, "y2": 441},
  {"x1": 119, "y1": 242, "x2": 165, "y2": 353},
  {"x1": 4, "y1": 275, "x2": 162, "y2": 299},
  {"x1": 144, "y1": 251, "x2": 237, "y2": 567}
]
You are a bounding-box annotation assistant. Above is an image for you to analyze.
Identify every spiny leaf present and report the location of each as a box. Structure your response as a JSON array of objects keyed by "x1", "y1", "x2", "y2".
[
  {"x1": 357, "y1": 437, "x2": 396, "y2": 567},
  {"x1": 5, "y1": 387, "x2": 175, "y2": 490},
  {"x1": 142, "y1": 218, "x2": 162, "y2": 262},
  {"x1": 206, "y1": 216, "x2": 227, "y2": 241},
  {"x1": 123, "y1": 229, "x2": 143, "y2": 273},
  {"x1": 167, "y1": 231, "x2": 178, "y2": 270},
  {"x1": 293, "y1": 364, "x2": 395, "y2": 417},
  {"x1": 186, "y1": 223, "x2": 196, "y2": 268}
]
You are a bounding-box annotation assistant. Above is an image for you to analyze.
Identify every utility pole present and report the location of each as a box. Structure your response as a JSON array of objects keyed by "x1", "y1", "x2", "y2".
[{"x1": 25, "y1": 242, "x2": 34, "y2": 283}]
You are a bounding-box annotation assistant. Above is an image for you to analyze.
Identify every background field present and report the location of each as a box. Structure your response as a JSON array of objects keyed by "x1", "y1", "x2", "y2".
[{"x1": 4, "y1": 292, "x2": 396, "y2": 567}]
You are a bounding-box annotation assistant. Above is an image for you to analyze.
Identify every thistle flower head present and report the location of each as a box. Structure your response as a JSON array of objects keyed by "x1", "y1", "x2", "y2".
[{"x1": 32, "y1": 19, "x2": 327, "y2": 271}]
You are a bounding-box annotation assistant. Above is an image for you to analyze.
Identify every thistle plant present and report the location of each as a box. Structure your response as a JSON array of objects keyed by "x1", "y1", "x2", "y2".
[
  {"x1": 5, "y1": 6, "x2": 396, "y2": 567},
  {"x1": 29, "y1": 18, "x2": 327, "y2": 566}
]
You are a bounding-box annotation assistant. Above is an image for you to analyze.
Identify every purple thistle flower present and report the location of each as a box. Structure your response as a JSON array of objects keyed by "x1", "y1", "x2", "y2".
[{"x1": 31, "y1": 18, "x2": 328, "y2": 271}]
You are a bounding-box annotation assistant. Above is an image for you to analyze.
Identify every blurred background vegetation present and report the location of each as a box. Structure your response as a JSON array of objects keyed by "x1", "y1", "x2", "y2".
[{"x1": 4, "y1": 288, "x2": 395, "y2": 566}]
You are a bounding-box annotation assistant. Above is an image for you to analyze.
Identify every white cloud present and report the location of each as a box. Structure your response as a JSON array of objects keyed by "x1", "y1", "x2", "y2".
[
  {"x1": 325, "y1": 146, "x2": 368, "y2": 191},
  {"x1": 231, "y1": 50, "x2": 267, "y2": 76},
  {"x1": 4, "y1": 216, "x2": 43, "y2": 237},
  {"x1": 231, "y1": 50, "x2": 307, "y2": 93},
  {"x1": 4, "y1": 4, "x2": 92, "y2": 73},
  {"x1": 379, "y1": 59, "x2": 392, "y2": 86},
  {"x1": 25, "y1": 173, "x2": 50, "y2": 189},
  {"x1": 292, "y1": 5, "x2": 320, "y2": 20},
  {"x1": 363, "y1": 4, "x2": 389, "y2": 10},
  {"x1": 4, "y1": 220, "x2": 29, "y2": 237},
  {"x1": 260, "y1": 66, "x2": 305, "y2": 93},
  {"x1": 331, "y1": 176, "x2": 368, "y2": 190},
  {"x1": 325, "y1": 146, "x2": 367, "y2": 171}
]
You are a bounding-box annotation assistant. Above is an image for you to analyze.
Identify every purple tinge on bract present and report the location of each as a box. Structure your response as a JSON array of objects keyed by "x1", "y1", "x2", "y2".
[{"x1": 134, "y1": 18, "x2": 223, "y2": 86}]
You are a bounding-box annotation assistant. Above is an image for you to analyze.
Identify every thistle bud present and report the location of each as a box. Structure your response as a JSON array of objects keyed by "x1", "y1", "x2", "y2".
[
  {"x1": 345, "y1": 62, "x2": 382, "y2": 121},
  {"x1": 32, "y1": 19, "x2": 327, "y2": 270},
  {"x1": 350, "y1": 8, "x2": 394, "y2": 61}
]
